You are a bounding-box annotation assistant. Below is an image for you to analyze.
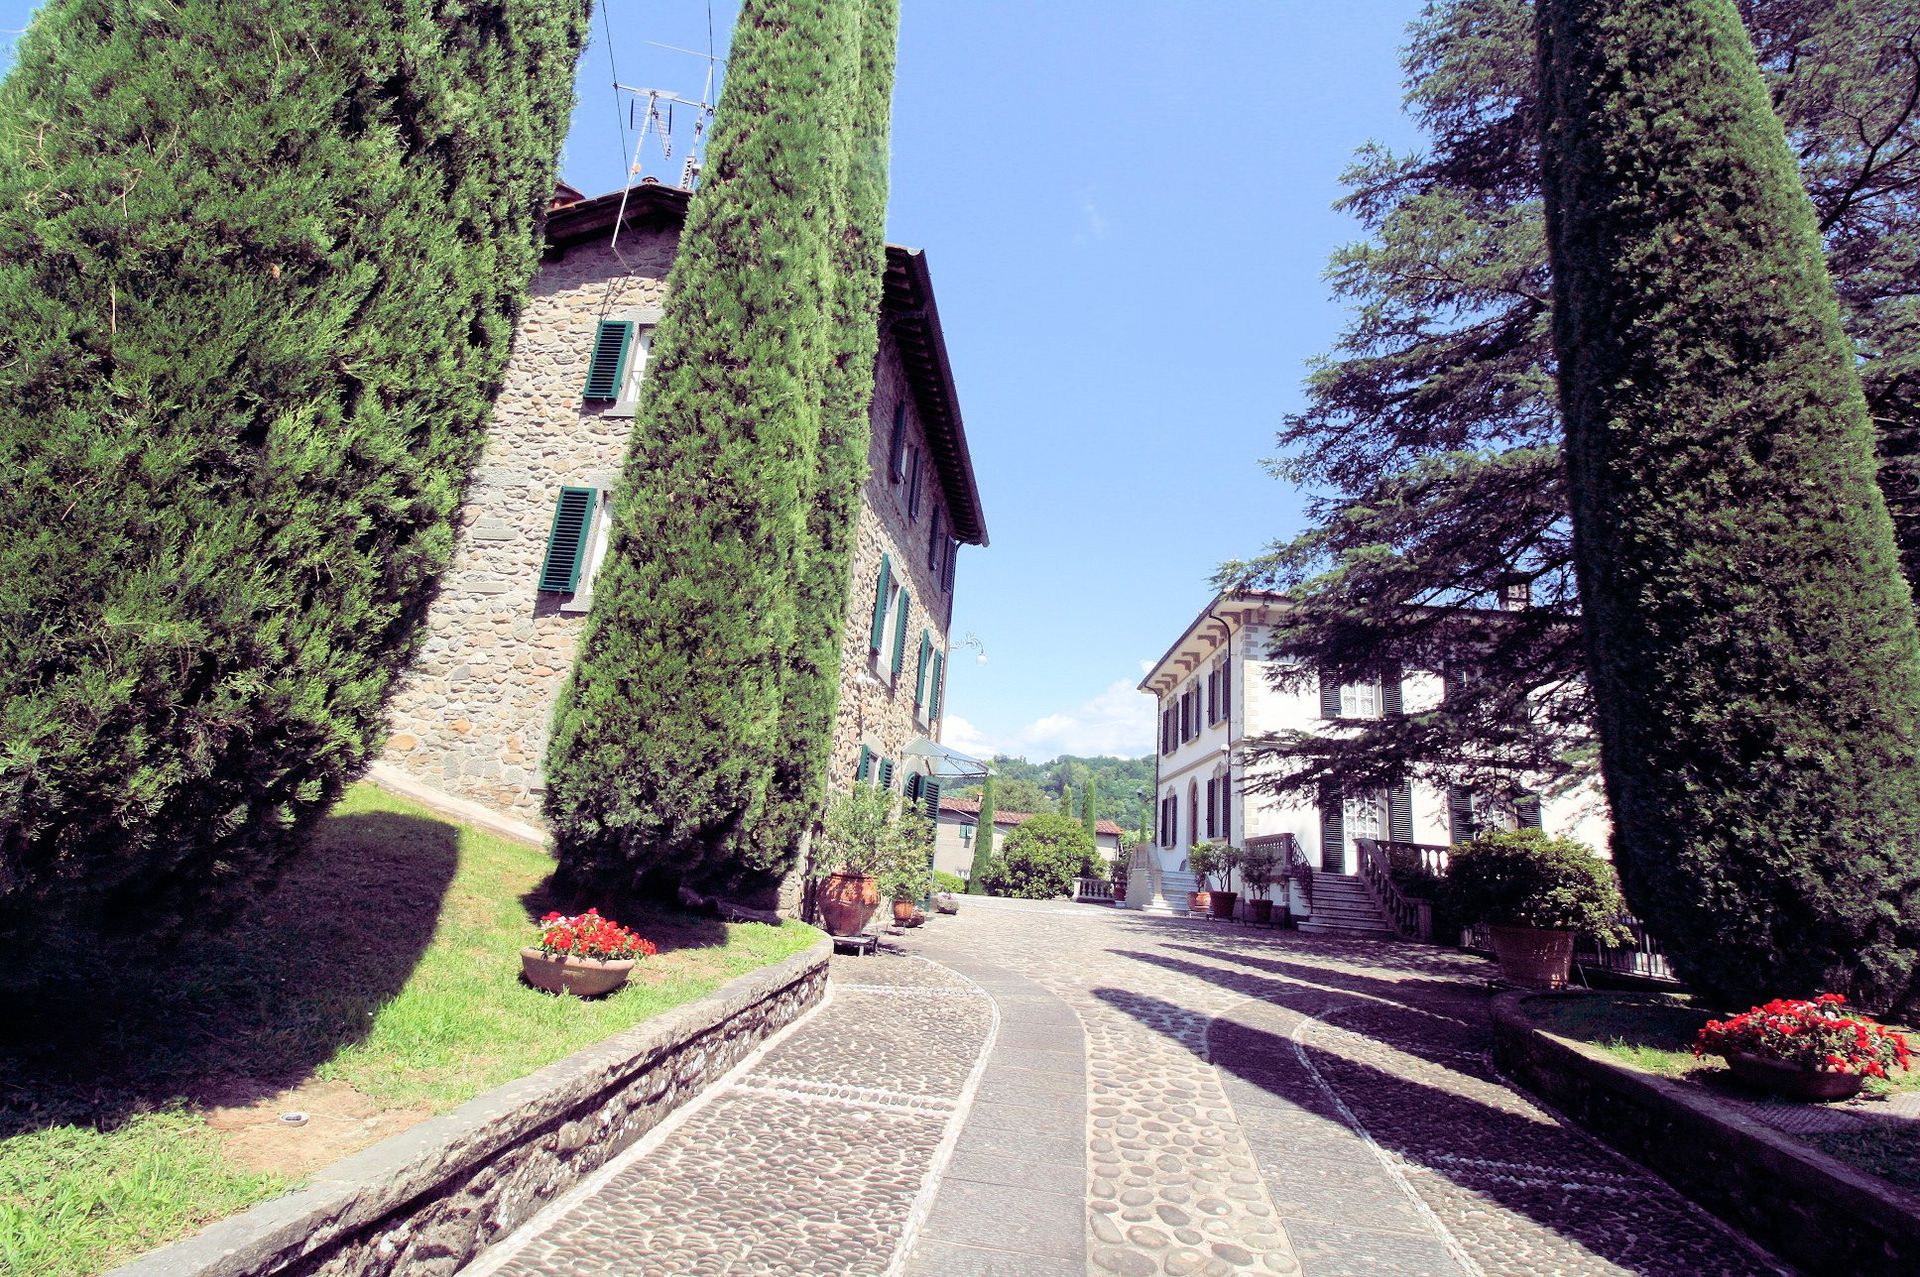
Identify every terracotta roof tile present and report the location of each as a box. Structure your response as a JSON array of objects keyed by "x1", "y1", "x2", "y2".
[{"x1": 939, "y1": 796, "x2": 1126, "y2": 838}]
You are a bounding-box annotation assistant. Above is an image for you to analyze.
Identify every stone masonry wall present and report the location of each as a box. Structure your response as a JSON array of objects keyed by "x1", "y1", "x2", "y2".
[
  {"x1": 108, "y1": 940, "x2": 830, "y2": 1277},
  {"x1": 382, "y1": 229, "x2": 961, "y2": 832}
]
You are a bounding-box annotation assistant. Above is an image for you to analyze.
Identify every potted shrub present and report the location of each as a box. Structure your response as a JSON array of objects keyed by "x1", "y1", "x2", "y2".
[
  {"x1": 1442, "y1": 830, "x2": 1629, "y2": 988},
  {"x1": 881, "y1": 839, "x2": 934, "y2": 925},
  {"x1": 1241, "y1": 845, "x2": 1277, "y2": 924},
  {"x1": 1210, "y1": 844, "x2": 1243, "y2": 919},
  {"x1": 522, "y1": 909, "x2": 657, "y2": 997},
  {"x1": 1186, "y1": 843, "x2": 1218, "y2": 914},
  {"x1": 811, "y1": 785, "x2": 928, "y2": 936},
  {"x1": 1695, "y1": 993, "x2": 1911, "y2": 1102}
]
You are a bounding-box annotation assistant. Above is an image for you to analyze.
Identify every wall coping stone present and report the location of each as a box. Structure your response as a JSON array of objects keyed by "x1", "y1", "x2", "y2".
[
  {"x1": 1491, "y1": 990, "x2": 1920, "y2": 1276},
  {"x1": 109, "y1": 935, "x2": 831, "y2": 1277}
]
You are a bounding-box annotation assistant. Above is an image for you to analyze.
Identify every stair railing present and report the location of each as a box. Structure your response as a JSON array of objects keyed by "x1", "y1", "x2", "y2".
[
  {"x1": 1355, "y1": 837, "x2": 1433, "y2": 941},
  {"x1": 1276, "y1": 833, "x2": 1311, "y2": 913}
]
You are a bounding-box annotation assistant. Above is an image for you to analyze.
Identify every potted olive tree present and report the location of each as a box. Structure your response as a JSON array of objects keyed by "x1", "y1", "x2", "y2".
[
  {"x1": 1210, "y1": 844, "x2": 1243, "y2": 919},
  {"x1": 881, "y1": 821, "x2": 935, "y2": 925},
  {"x1": 1186, "y1": 843, "x2": 1218, "y2": 914},
  {"x1": 811, "y1": 785, "x2": 927, "y2": 937},
  {"x1": 1241, "y1": 845, "x2": 1278, "y2": 925},
  {"x1": 1443, "y1": 830, "x2": 1629, "y2": 988}
]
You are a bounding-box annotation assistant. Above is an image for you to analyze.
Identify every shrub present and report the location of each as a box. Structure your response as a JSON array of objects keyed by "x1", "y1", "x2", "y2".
[
  {"x1": 932, "y1": 870, "x2": 966, "y2": 895},
  {"x1": 1695, "y1": 994, "x2": 1911, "y2": 1079},
  {"x1": 810, "y1": 785, "x2": 930, "y2": 882},
  {"x1": 1442, "y1": 830, "x2": 1629, "y2": 942},
  {"x1": 1538, "y1": 0, "x2": 1920, "y2": 1009},
  {"x1": 0, "y1": 0, "x2": 590, "y2": 938},
  {"x1": 1187, "y1": 844, "x2": 1220, "y2": 891},
  {"x1": 980, "y1": 813, "x2": 1090, "y2": 900}
]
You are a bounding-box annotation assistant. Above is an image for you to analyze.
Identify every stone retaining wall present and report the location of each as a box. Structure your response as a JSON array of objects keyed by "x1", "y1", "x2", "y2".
[
  {"x1": 111, "y1": 937, "x2": 831, "y2": 1277},
  {"x1": 1490, "y1": 991, "x2": 1920, "y2": 1277}
]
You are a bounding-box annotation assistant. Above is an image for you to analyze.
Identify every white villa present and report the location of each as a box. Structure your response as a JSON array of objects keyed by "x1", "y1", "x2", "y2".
[{"x1": 1127, "y1": 591, "x2": 1609, "y2": 936}]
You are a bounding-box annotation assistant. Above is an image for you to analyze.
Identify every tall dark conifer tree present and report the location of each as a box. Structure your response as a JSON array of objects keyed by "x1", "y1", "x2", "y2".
[
  {"x1": 0, "y1": 0, "x2": 589, "y2": 936},
  {"x1": 546, "y1": 0, "x2": 892, "y2": 893},
  {"x1": 1539, "y1": 0, "x2": 1920, "y2": 1009},
  {"x1": 967, "y1": 776, "x2": 997, "y2": 894}
]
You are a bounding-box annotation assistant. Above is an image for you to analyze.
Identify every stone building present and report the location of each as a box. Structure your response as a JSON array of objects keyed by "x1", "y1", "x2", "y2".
[{"x1": 379, "y1": 182, "x2": 988, "y2": 845}]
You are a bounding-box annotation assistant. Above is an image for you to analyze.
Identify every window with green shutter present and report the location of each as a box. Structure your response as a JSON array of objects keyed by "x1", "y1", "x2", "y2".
[
  {"x1": 856, "y1": 745, "x2": 873, "y2": 782},
  {"x1": 928, "y1": 509, "x2": 943, "y2": 567},
  {"x1": 878, "y1": 757, "x2": 895, "y2": 790},
  {"x1": 890, "y1": 589, "x2": 910, "y2": 677},
  {"x1": 922, "y1": 778, "x2": 942, "y2": 822},
  {"x1": 1319, "y1": 784, "x2": 1345, "y2": 870},
  {"x1": 1382, "y1": 664, "x2": 1404, "y2": 717},
  {"x1": 915, "y1": 631, "x2": 932, "y2": 710},
  {"x1": 888, "y1": 402, "x2": 908, "y2": 481},
  {"x1": 1388, "y1": 782, "x2": 1414, "y2": 843},
  {"x1": 1448, "y1": 785, "x2": 1477, "y2": 844},
  {"x1": 905, "y1": 772, "x2": 922, "y2": 801},
  {"x1": 582, "y1": 320, "x2": 634, "y2": 401},
  {"x1": 930, "y1": 650, "x2": 944, "y2": 718},
  {"x1": 1320, "y1": 673, "x2": 1341, "y2": 720},
  {"x1": 537, "y1": 487, "x2": 597, "y2": 593},
  {"x1": 869, "y1": 554, "x2": 892, "y2": 653},
  {"x1": 1516, "y1": 792, "x2": 1544, "y2": 830}
]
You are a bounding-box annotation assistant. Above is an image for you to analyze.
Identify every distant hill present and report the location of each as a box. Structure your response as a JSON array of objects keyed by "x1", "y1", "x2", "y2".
[{"x1": 946, "y1": 753, "x2": 1155, "y2": 833}]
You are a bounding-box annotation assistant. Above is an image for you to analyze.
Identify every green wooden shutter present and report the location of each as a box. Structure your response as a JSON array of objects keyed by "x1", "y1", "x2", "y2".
[
  {"x1": 1382, "y1": 664, "x2": 1404, "y2": 717},
  {"x1": 915, "y1": 631, "x2": 932, "y2": 709},
  {"x1": 537, "y1": 487, "x2": 597, "y2": 593},
  {"x1": 1221, "y1": 664, "x2": 1232, "y2": 721},
  {"x1": 1517, "y1": 792, "x2": 1544, "y2": 830},
  {"x1": 923, "y1": 778, "x2": 943, "y2": 823},
  {"x1": 1388, "y1": 782, "x2": 1414, "y2": 843},
  {"x1": 928, "y1": 509, "x2": 943, "y2": 566},
  {"x1": 930, "y1": 651, "x2": 944, "y2": 717},
  {"x1": 869, "y1": 554, "x2": 892, "y2": 651},
  {"x1": 1320, "y1": 673, "x2": 1342, "y2": 719},
  {"x1": 942, "y1": 538, "x2": 957, "y2": 591},
  {"x1": 856, "y1": 745, "x2": 872, "y2": 781},
  {"x1": 1319, "y1": 784, "x2": 1344, "y2": 870},
  {"x1": 891, "y1": 588, "x2": 910, "y2": 676},
  {"x1": 905, "y1": 772, "x2": 922, "y2": 801},
  {"x1": 582, "y1": 320, "x2": 634, "y2": 400},
  {"x1": 888, "y1": 402, "x2": 908, "y2": 480},
  {"x1": 878, "y1": 757, "x2": 895, "y2": 790},
  {"x1": 1448, "y1": 785, "x2": 1476, "y2": 844}
]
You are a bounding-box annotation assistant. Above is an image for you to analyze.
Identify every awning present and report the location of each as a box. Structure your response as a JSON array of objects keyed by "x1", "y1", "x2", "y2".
[{"x1": 901, "y1": 739, "x2": 992, "y2": 783}]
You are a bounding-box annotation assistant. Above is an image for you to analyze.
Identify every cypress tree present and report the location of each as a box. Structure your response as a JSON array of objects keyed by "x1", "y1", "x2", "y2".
[
  {"x1": 545, "y1": 0, "x2": 885, "y2": 891},
  {"x1": 743, "y1": 0, "x2": 898, "y2": 895},
  {"x1": 1538, "y1": 0, "x2": 1920, "y2": 1009},
  {"x1": 967, "y1": 776, "x2": 997, "y2": 894},
  {"x1": 1083, "y1": 778, "x2": 1099, "y2": 843},
  {"x1": 0, "y1": 0, "x2": 589, "y2": 936}
]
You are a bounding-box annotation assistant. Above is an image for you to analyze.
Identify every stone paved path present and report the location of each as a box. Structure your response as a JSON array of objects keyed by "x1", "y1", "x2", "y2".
[{"x1": 468, "y1": 899, "x2": 1791, "y2": 1277}]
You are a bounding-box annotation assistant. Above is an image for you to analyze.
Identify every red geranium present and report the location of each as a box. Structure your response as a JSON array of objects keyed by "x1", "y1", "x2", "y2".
[
  {"x1": 534, "y1": 908, "x2": 657, "y2": 962},
  {"x1": 1694, "y1": 993, "x2": 1911, "y2": 1078}
]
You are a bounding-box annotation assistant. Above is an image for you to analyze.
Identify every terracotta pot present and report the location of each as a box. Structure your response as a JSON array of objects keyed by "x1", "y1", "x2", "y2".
[
  {"x1": 892, "y1": 899, "x2": 916, "y2": 923},
  {"x1": 520, "y1": 948, "x2": 635, "y2": 998},
  {"x1": 1210, "y1": 891, "x2": 1239, "y2": 919},
  {"x1": 1487, "y1": 924, "x2": 1575, "y2": 989},
  {"x1": 819, "y1": 871, "x2": 880, "y2": 937},
  {"x1": 1248, "y1": 899, "x2": 1274, "y2": 925},
  {"x1": 1726, "y1": 1051, "x2": 1867, "y2": 1102},
  {"x1": 1189, "y1": 890, "x2": 1211, "y2": 915}
]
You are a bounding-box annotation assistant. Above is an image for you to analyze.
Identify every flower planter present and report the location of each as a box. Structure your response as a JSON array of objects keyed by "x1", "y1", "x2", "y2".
[
  {"x1": 1725, "y1": 1051, "x2": 1867, "y2": 1102},
  {"x1": 892, "y1": 899, "x2": 916, "y2": 924},
  {"x1": 819, "y1": 871, "x2": 880, "y2": 937},
  {"x1": 1210, "y1": 890, "x2": 1239, "y2": 919},
  {"x1": 1188, "y1": 890, "x2": 1211, "y2": 915},
  {"x1": 1248, "y1": 899, "x2": 1274, "y2": 925},
  {"x1": 1487, "y1": 924, "x2": 1576, "y2": 989},
  {"x1": 520, "y1": 948, "x2": 635, "y2": 998}
]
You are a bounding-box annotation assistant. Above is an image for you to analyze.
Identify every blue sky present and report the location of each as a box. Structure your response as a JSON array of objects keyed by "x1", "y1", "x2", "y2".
[{"x1": 0, "y1": 1, "x2": 1427, "y2": 763}]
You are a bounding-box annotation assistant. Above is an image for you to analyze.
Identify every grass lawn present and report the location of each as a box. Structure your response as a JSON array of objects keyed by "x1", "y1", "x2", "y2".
[
  {"x1": 0, "y1": 783, "x2": 818, "y2": 1277},
  {"x1": 1523, "y1": 992, "x2": 1920, "y2": 1193}
]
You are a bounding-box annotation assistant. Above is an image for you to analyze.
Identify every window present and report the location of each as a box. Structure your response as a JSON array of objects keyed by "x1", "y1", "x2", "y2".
[
  {"x1": 1160, "y1": 794, "x2": 1174, "y2": 846},
  {"x1": 1344, "y1": 791, "x2": 1385, "y2": 842},
  {"x1": 915, "y1": 631, "x2": 933, "y2": 712},
  {"x1": 856, "y1": 745, "x2": 873, "y2": 781},
  {"x1": 581, "y1": 320, "x2": 633, "y2": 400},
  {"x1": 890, "y1": 588, "x2": 911, "y2": 680},
  {"x1": 942, "y1": 538, "x2": 958, "y2": 592},
  {"x1": 1448, "y1": 785, "x2": 1477, "y2": 844},
  {"x1": 537, "y1": 487, "x2": 597, "y2": 594},
  {"x1": 928, "y1": 508, "x2": 943, "y2": 568},
  {"x1": 906, "y1": 446, "x2": 924, "y2": 520},
  {"x1": 919, "y1": 777, "x2": 943, "y2": 822},
  {"x1": 869, "y1": 554, "x2": 893, "y2": 656},
  {"x1": 1340, "y1": 679, "x2": 1381, "y2": 720},
  {"x1": 888, "y1": 401, "x2": 908, "y2": 481},
  {"x1": 929, "y1": 650, "x2": 945, "y2": 718},
  {"x1": 1388, "y1": 782, "x2": 1414, "y2": 843}
]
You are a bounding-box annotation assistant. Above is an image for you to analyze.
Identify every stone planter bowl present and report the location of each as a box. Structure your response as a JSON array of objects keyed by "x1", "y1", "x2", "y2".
[
  {"x1": 520, "y1": 948, "x2": 635, "y2": 998},
  {"x1": 1726, "y1": 1051, "x2": 1868, "y2": 1102}
]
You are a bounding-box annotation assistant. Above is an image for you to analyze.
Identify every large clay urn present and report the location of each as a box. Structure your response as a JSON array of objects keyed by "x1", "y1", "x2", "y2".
[
  {"x1": 819, "y1": 871, "x2": 880, "y2": 936},
  {"x1": 1487, "y1": 924, "x2": 1576, "y2": 989}
]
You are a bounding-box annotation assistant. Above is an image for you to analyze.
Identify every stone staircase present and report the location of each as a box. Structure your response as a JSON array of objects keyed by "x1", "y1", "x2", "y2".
[{"x1": 1295, "y1": 872, "x2": 1399, "y2": 940}]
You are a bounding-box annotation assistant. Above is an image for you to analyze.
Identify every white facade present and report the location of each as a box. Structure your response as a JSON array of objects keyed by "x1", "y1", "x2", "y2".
[{"x1": 1138, "y1": 594, "x2": 1609, "y2": 882}]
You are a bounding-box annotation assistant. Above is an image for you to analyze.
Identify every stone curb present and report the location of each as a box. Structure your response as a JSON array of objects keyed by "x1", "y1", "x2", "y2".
[
  {"x1": 110, "y1": 934, "x2": 832, "y2": 1277},
  {"x1": 1490, "y1": 990, "x2": 1920, "y2": 1277}
]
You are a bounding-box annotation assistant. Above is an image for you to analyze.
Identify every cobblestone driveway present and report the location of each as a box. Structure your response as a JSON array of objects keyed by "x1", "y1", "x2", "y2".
[{"x1": 470, "y1": 900, "x2": 1786, "y2": 1277}]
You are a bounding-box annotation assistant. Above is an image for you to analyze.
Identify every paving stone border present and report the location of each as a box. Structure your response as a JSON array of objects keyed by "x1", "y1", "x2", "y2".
[
  {"x1": 1490, "y1": 990, "x2": 1920, "y2": 1277},
  {"x1": 109, "y1": 936, "x2": 831, "y2": 1277}
]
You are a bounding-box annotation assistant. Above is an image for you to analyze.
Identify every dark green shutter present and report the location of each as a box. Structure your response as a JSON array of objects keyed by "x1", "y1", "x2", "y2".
[
  {"x1": 1319, "y1": 784, "x2": 1344, "y2": 869},
  {"x1": 1382, "y1": 664, "x2": 1404, "y2": 717},
  {"x1": 908, "y1": 455, "x2": 923, "y2": 519},
  {"x1": 943, "y1": 539, "x2": 957, "y2": 591},
  {"x1": 1448, "y1": 785, "x2": 1476, "y2": 844},
  {"x1": 878, "y1": 757, "x2": 895, "y2": 790},
  {"x1": 928, "y1": 509, "x2": 943, "y2": 566},
  {"x1": 930, "y1": 651, "x2": 944, "y2": 717},
  {"x1": 1320, "y1": 673, "x2": 1341, "y2": 719},
  {"x1": 1388, "y1": 782, "x2": 1414, "y2": 843},
  {"x1": 923, "y1": 778, "x2": 943, "y2": 822},
  {"x1": 915, "y1": 631, "x2": 932, "y2": 708},
  {"x1": 1221, "y1": 665, "x2": 1231, "y2": 721},
  {"x1": 889, "y1": 402, "x2": 908, "y2": 480},
  {"x1": 905, "y1": 772, "x2": 922, "y2": 801},
  {"x1": 869, "y1": 554, "x2": 892, "y2": 651},
  {"x1": 582, "y1": 320, "x2": 634, "y2": 400},
  {"x1": 856, "y1": 745, "x2": 872, "y2": 781},
  {"x1": 537, "y1": 487, "x2": 597, "y2": 593},
  {"x1": 1517, "y1": 792, "x2": 1544, "y2": 830},
  {"x1": 891, "y1": 589, "x2": 910, "y2": 676}
]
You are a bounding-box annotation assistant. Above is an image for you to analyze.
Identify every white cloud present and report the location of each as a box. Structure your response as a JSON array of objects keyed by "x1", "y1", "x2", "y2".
[
  {"x1": 1013, "y1": 678, "x2": 1155, "y2": 759},
  {"x1": 938, "y1": 715, "x2": 1006, "y2": 762}
]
